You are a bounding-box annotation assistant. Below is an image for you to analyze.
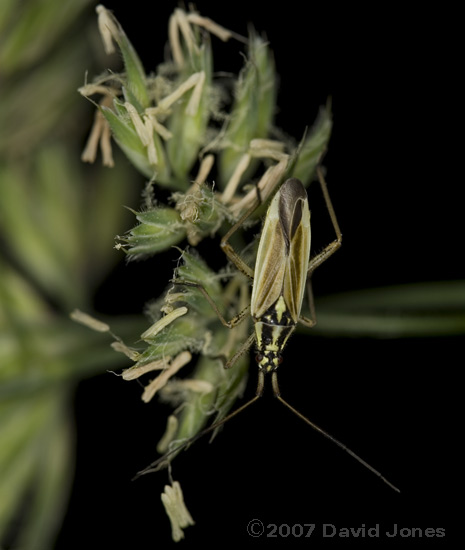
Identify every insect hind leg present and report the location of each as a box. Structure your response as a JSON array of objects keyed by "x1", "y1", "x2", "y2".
[{"x1": 271, "y1": 371, "x2": 400, "y2": 493}]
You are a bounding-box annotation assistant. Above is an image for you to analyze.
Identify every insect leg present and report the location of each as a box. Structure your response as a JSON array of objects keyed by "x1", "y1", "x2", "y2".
[
  {"x1": 220, "y1": 198, "x2": 261, "y2": 279},
  {"x1": 271, "y1": 371, "x2": 400, "y2": 493},
  {"x1": 134, "y1": 370, "x2": 265, "y2": 478},
  {"x1": 173, "y1": 279, "x2": 249, "y2": 328},
  {"x1": 299, "y1": 279, "x2": 317, "y2": 328},
  {"x1": 174, "y1": 279, "x2": 253, "y2": 369},
  {"x1": 223, "y1": 332, "x2": 255, "y2": 369},
  {"x1": 307, "y1": 166, "x2": 342, "y2": 275}
]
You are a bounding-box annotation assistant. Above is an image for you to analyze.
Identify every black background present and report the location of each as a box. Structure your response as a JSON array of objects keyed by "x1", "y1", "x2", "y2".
[{"x1": 56, "y1": 1, "x2": 458, "y2": 547}]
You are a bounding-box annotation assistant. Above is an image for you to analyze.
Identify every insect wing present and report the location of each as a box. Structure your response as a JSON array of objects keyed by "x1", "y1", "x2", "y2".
[
  {"x1": 251, "y1": 179, "x2": 311, "y2": 322},
  {"x1": 250, "y1": 188, "x2": 287, "y2": 319},
  {"x1": 282, "y1": 181, "x2": 311, "y2": 322}
]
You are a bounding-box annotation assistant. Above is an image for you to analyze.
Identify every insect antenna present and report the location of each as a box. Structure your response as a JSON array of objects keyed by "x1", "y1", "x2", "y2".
[
  {"x1": 133, "y1": 372, "x2": 266, "y2": 480},
  {"x1": 271, "y1": 372, "x2": 400, "y2": 493}
]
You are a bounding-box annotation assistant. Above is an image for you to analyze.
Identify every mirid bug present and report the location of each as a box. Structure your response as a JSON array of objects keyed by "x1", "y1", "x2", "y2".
[{"x1": 137, "y1": 168, "x2": 399, "y2": 493}]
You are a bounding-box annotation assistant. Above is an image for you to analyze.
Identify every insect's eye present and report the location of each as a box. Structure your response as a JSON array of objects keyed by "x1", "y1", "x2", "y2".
[
  {"x1": 255, "y1": 353, "x2": 264, "y2": 363},
  {"x1": 278, "y1": 355, "x2": 283, "y2": 365}
]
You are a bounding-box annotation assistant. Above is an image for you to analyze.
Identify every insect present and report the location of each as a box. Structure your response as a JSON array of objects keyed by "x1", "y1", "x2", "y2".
[{"x1": 137, "y1": 167, "x2": 399, "y2": 493}]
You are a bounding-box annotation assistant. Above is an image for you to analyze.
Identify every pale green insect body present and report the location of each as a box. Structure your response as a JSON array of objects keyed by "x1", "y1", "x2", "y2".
[
  {"x1": 139, "y1": 171, "x2": 399, "y2": 495},
  {"x1": 251, "y1": 178, "x2": 311, "y2": 372}
]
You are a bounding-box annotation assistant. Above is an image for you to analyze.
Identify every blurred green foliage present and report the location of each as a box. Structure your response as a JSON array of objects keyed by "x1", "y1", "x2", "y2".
[{"x1": 0, "y1": 2, "x2": 145, "y2": 548}]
